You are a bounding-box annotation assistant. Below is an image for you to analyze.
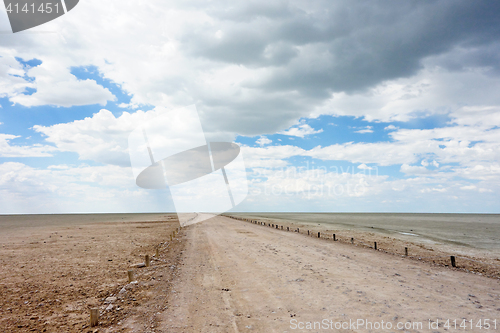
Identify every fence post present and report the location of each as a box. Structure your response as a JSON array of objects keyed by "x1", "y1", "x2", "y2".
[
  {"x1": 90, "y1": 308, "x2": 99, "y2": 327},
  {"x1": 405, "y1": 247, "x2": 408, "y2": 256},
  {"x1": 351, "y1": 238, "x2": 354, "y2": 244},
  {"x1": 318, "y1": 232, "x2": 320, "y2": 238},
  {"x1": 374, "y1": 242, "x2": 377, "y2": 250},
  {"x1": 333, "y1": 234, "x2": 336, "y2": 241},
  {"x1": 128, "y1": 270, "x2": 134, "y2": 283},
  {"x1": 145, "y1": 254, "x2": 150, "y2": 267},
  {"x1": 450, "y1": 256, "x2": 456, "y2": 267}
]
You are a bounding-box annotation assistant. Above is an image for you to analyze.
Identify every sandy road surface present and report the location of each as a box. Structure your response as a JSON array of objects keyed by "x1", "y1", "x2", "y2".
[{"x1": 160, "y1": 215, "x2": 500, "y2": 332}]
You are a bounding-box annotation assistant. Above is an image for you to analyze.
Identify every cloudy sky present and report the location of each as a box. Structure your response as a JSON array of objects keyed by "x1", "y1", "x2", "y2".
[{"x1": 1, "y1": 0, "x2": 499, "y2": 214}]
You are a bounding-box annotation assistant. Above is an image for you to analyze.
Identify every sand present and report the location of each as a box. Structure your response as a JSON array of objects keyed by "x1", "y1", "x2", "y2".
[
  {"x1": 0, "y1": 214, "x2": 183, "y2": 332},
  {"x1": 226, "y1": 214, "x2": 500, "y2": 279},
  {"x1": 156, "y1": 215, "x2": 500, "y2": 332},
  {"x1": 1, "y1": 214, "x2": 499, "y2": 332}
]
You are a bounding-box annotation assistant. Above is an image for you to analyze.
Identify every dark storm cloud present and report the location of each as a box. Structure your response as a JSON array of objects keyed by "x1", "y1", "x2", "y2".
[
  {"x1": 429, "y1": 42, "x2": 500, "y2": 75},
  {"x1": 183, "y1": 0, "x2": 500, "y2": 96}
]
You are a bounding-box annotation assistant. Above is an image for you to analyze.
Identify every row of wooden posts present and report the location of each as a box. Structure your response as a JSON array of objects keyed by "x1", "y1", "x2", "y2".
[
  {"x1": 238, "y1": 217, "x2": 458, "y2": 268},
  {"x1": 90, "y1": 227, "x2": 180, "y2": 327}
]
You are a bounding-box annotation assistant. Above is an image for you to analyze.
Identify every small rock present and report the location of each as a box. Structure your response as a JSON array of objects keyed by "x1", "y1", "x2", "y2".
[
  {"x1": 132, "y1": 263, "x2": 146, "y2": 268},
  {"x1": 105, "y1": 296, "x2": 117, "y2": 304}
]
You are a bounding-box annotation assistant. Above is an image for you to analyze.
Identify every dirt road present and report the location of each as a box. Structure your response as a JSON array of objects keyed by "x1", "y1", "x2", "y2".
[{"x1": 160, "y1": 215, "x2": 500, "y2": 332}]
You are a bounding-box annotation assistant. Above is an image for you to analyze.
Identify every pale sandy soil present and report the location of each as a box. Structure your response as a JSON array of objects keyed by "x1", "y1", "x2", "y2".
[
  {"x1": 0, "y1": 215, "x2": 183, "y2": 332},
  {"x1": 2, "y1": 214, "x2": 500, "y2": 332},
  {"x1": 226, "y1": 214, "x2": 500, "y2": 279},
  {"x1": 158, "y1": 215, "x2": 500, "y2": 332}
]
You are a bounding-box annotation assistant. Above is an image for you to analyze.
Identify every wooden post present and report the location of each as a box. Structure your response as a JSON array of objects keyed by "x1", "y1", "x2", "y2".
[
  {"x1": 90, "y1": 308, "x2": 99, "y2": 327},
  {"x1": 374, "y1": 242, "x2": 377, "y2": 250},
  {"x1": 156, "y1": 248, "x2": 159, "y2": 257},
  {"x1": 128, "y1": 270, "x2": 134, "y2": 283},
  {"x1": 287, "y1": 227, "x2": 289, "y2": 231},
  {"x1": 333, "y1": 234, "x2": 336, "y2": 241},
  {"x1": 351, "y1": 237, "x2": 354, "y2": 244},
  {"x1": 318, "y1": 232, "x2": 320, "y2": 238},
  {"x1": 405, "y1": 247, "x2": 408, "y2": 256},
  {"x1": 450, "y1": 256, "x2": 456, "y2": 267},
  {"x1": 170, "y1": 234, "x2": 173, "y2": 241},
  {"x1": 145, "y1": 254, "x2": 150, "y2": 267},
  {"x1": 308, "y1": 230, "x2": 310, "y2": 235}
]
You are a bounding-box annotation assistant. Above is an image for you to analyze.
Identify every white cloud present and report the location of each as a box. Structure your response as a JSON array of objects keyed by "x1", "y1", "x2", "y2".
[
  {"x1": 32, "y1": 106, "x2": 211, "y2": 168},
  {"x1": 0, "y1": 134, "x2": 57, "y2": 157},
  {"x1": 1, "y1": 0, "x2": 499, "y2": 137},
  {"x1": 449, "y1": 106, "x2": 500, "y2": 128},
  {"x1": 400, "y1": 164, "x2": 434, "y2": 175},
  {"x1": 32, "y1": 108, "x2": 161, "y2": 166},
  {"x1": 311, "y1": 66, "x2": 500, "y2": 123},
  {"x1": 279, "y1": 123, "x2": 323, "y2": 138},
  {"x1": 241, "y1": 144, "x2": 304, "y2": 168},
  {"x1": 357, "y1": 163, "x2": 373, "y2": 170},
  {"x1": 256, "y1": 136, "x2": 272, "y2": 146},
  {"x1": 2, "y1": 0, "x2": 500, "y2": 213},
  {"x1": 0, "y1": 161, "x2": 171, "y2": 214},
  {"x1": 9, "y1": 60, "x2": 115, "y2": 107},
  {"x1": 354, "y1": 126, "x2": 373, "y2": 134},
  {"x1": 0, "y1": 54, "x2": 34, "y2": 99}
]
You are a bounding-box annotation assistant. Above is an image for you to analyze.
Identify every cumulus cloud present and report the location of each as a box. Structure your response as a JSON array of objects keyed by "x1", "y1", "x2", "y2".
[
  {"x1": 256, "y1": 136, "x2": 272, "y2": 146},
  {"x1": 2, "y1": 0, "x2": 500, "y2": 213},
  {"x1": 0, "y1": 54, "x2": 34, "y2": 99},
  {"x1": 279, "y1": 123, "x2": 323, "y2": 138},
  {"x1": 32, "y1": 108, "x2": 162, "y2": 166},
  {"x1": 357, "y1": 164, "x2": 373, "y2": 170},
  {"x1": 2, "y1": 0, "x2": 500, "y2": 133},
  {"x1": 10, "y1": 60, "x2": 115, "y2": 107}
]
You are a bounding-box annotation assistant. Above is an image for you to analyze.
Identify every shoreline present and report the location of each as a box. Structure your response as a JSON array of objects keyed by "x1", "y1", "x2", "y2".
[
  {"x1": 224, "y1": 213, "x2": 500, "y2": 279},
  {"x1": 160, "y1": 215, "x2": 500, "y2": 332}
]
